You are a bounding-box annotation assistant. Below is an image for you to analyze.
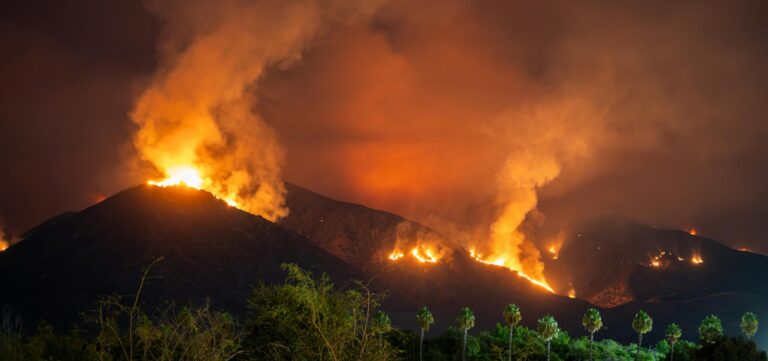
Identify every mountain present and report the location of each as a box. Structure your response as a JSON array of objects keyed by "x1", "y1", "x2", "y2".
[
  {"x1": 2, "y1": 185, "x2": 767, "y2": 347},
  {"x1": 547, "y1": 215, "x2": 768, "y2": 308},
  {"x1": 0, "y1": 185, "x2": 357, "y2": 325},
  {"x1": 546, "y1": 215, "x2": 768, "y2": 346},
  {"x1": 0, "y1": 184, "x2": 588, "y2": 335}
]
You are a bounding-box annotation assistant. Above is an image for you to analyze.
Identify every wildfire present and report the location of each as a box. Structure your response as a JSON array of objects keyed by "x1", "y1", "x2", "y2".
[
  {"x1": 567, "y1": 288, "x2": 576, "y2": 299},
  {"x1": 0, "y1": 241, "x2": 7, "y2": 252},
  {"x1": 148, "y1": 165, "x2": 204, "y2": 189},
  {"x1": 548, "y1": 244, "x2": 560, "y2": 260},
  {"x1": 688, "y1": 228, "x2": 698, "y2": 236},
  {"x1": 388, "y1": 250, "x2": 405, "y2": 260},
  {"x1": 387, "y1": 244, "x2": 443, "y2": 263},
  {"x1": 148, "y1": 165, "x2": 239, "y2": 208},
  {"x1": 691, "y1": 253, "x2": 704, "y2": 264},
  {"x1": 468, "y1": 247, "x2": 555, "y2": 293}
]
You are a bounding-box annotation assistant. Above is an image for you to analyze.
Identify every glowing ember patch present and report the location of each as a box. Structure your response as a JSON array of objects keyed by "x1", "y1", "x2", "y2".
[
  {"x1": 691, "y1": 254, "x2": 703, "y2": 264},
  {"x1": 468, "y1": 248, "x2": 555, "y2": 293},
  {"x1": 650, "y1": 259, "x2": 661, "y2": 267},
  {"x1": 689, "y1": 228, "x2": 698, "y2": 236},
  {"x1": 0, "y1": 241, "x2": 7, "y2": 252},
  {"x1": 568, "y1": 288, "x2": 576, "y2": 299},
  {"x1": 148, "y1": 165, "x2": 204, "y2": 189},
  {"x1": 388, "y1": 250, "x2": 405, "y2": 260}
]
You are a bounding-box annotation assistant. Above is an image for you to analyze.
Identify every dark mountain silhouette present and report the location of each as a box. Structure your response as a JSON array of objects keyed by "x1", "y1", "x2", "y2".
[
  {"x1": 546, "y1": 215, "x2": 768, "y2": 346},
  {"x1": 1, "y1": 186, "x2": 767, "y2": 347},
  {"x1": 0, "y1": 185, "x2": 357, "y2": 325}
]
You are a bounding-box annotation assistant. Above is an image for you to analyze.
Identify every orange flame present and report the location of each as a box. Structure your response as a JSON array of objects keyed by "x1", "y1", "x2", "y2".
[
  {"x1": 688, "y1": 228, "x2": 698, "y2": 236},
  {"x1": 468, "y1": 247, "x2": 555, "y2": 293},
  {"x1": 567, "y1": 288, "x2": 576, "y2": 299},
  {"x1": 691, "y1": 253, "x2": 703, "y2": 264},
  {"x1": 387, "y1": 244, "x2": 443, "y2": 263},
  {"x1": 148, "y1": 165, "x2": 240, "y2": 208}
]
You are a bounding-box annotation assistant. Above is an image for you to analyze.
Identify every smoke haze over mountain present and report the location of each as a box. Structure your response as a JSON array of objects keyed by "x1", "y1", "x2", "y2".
[{"x1": 2, "y1": 0, "x2": 768, "y2": 252}]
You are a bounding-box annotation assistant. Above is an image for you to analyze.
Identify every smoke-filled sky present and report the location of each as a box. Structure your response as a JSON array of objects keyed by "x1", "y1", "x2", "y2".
[{"x1": 2, "y1": 0, "x2": 768, "y2": 253}]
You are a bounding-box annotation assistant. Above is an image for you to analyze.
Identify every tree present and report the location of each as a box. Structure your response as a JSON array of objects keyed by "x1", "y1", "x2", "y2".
[
  {"x1": 741, "y1": 312, "x2": 759, "y2": 340},
  {"x1": 632, "y1": 310, "x2": 653, "y2": 361},
  {"x1": 582, "y1": 308, "x2": 603, "y2": 361},
  {"x1": 373, "y1": 311, "x2": 391, "y2": 343},
  {"x1": 416, "y1": 307, "x2": 434, "y2": 361},
  {"x1": 246, "y1": 264, "x2": 393, "y2": 361},
  {"x1": 666, "y1": 323, "x2": 682, "y2": 361},
  {"x1": 695, "y1": 336, "x2": 768, "y2": 361},
  {"x1": 699, "y1": 315, "x2": 724, "y2": 345},
  {"x1": 457, "y1": 307, "x2": 475, "y2": 361},
  {"x1": 503, "y1": 304, "x2": 521, "y2": 361},
  {"x1": 537, "y1": 315, "x2": 559, "y2": 361}
]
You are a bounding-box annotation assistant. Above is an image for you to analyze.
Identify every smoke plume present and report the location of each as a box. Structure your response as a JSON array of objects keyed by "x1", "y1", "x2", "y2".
[{"x1": 131, "y1": 0, "x2": 384, "y2": 221}]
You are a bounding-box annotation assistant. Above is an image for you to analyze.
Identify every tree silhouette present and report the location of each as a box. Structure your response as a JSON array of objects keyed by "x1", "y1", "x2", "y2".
[
  {"x1": 537, "y1": 315, "x2": 559, "y2": 361},
  {"x1": 632, "y1": 310, "x2": 653, "y2": 361},
  {"x1": 582, "y1": 308, "x2": 603, "y2": 361},
  {"x1": 666, "y1": 323, "x2": 682, "y2": 361},
  {"x1": 416, "y1": 306, "x2": 434, "y2": 361},
  {"x1": 740, "y1": 312, "x2": 759, "y2": 340},
  {"x1": 457, "y1": 307, "x2": 475, "y2": 361},
  {"x1": 699, "y1": 315, "x2": 724, "y2": 344},
  {"x1": 503, "y1": 304, "x2": 521, "y2": 361}
]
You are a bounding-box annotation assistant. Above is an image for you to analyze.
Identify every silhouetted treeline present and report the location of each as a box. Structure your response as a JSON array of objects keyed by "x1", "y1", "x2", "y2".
[{"x1": 0, "y1": 262, "x2": 765, "y2": 361}]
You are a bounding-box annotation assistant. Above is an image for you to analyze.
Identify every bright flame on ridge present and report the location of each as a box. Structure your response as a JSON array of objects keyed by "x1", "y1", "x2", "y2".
[
  {"x1": 388, "y1": 244, "x2": 442, "y2": 263},
  {"x1": 148, "y1": 165, "x2": 239, "y2": 208},
  {"x1": 468, "y1": 247, "x2": 555, "y2": 293}
]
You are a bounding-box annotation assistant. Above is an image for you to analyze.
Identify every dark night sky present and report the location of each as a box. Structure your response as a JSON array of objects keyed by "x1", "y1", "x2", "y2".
[{"x1": 2, "y1": 0, "x2": 768, "y2": 253}]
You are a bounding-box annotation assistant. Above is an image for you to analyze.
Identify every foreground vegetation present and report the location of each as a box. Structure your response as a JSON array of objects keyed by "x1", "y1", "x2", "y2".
[{"x1": 0, "y1": 263, "x2": 765, "y2": 361}]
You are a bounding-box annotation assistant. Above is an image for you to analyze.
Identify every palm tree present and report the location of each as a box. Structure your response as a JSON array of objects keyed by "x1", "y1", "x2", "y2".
[
  {"x1": 416, "y1": 306, "x2": 434, "y2": 361},
  {"x1": 582, "y1": 308, "x2": 603, "y2": 361},
  {"x1": 665, "y1": 323, "x2": 682, "y2": 361},
  {"x1": 537, "y1": 315, "x2": 559, "y2": 361},
  {"x1": 374, "y1": 311, "x2": 391, "y2": 343},
  {"x1": 698, "y1": 314, "x2": 723, "y2": 344},
  {"x1": 503, "y1": 304, "x2": 521, "y2": 361},
  {"x1": 457, "y1": 307, "x2": 476, "y2": 361},
  {"x1": 632, "y1": 310, "x2": 653, "y2": 361},
  {"x1": 740, "y1": 312, "x2": 759, "y2": 340}
]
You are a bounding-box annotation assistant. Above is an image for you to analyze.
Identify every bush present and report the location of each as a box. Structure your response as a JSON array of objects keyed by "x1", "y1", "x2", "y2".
[{"x1": 244, "y1": 264, "x2": 395, "y2": 361}]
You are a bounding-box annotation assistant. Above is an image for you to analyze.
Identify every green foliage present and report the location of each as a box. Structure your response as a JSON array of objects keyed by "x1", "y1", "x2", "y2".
[
  {"x1": 699, "y1": 314, "x2": 724, "y2": 345},
  {"x1": 695, "y1": 336, "x2": 767, "y2": 361},
  {"x1": 741, "y1": 312, "x2": 759, "y2": 339},
  {"x1": 666, "y1": 323, "x2": 682, "y2": 345},
  {"x1": 632, "y1": 310, "x2": 653, "y2": 335},
  {"x1": 537, "y1": 315, "x2": 559, "y2": 342},
  {"x1": 417, "y1": 307, "x2": 435, "y2": 332},
  {"x1": 503, "y1": 304, "x2": 521, "y2": 328},
  {"x1": 1, "y1": 262, "x2": 766, "y2": 361},
  {"x1": 244, "y1": 263, "x2": 394, "y2": 361},
  {"x1": 582, "y1": 308, "x2": 603, "y2": 335},
  {"x1": 374, "y1": 311, "x2": 392, "y2": 335},
  {"x1": 458, "y1": 307, "x2": 476, "y2": 332},
  {"x1": 0, "y1": 322, "x2": 98, "y2": 361}
]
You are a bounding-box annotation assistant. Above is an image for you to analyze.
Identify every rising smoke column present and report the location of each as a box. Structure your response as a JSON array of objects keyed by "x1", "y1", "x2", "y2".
[{"x1": 131, "y1": 0, "x2": 384, "y2": 221}]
